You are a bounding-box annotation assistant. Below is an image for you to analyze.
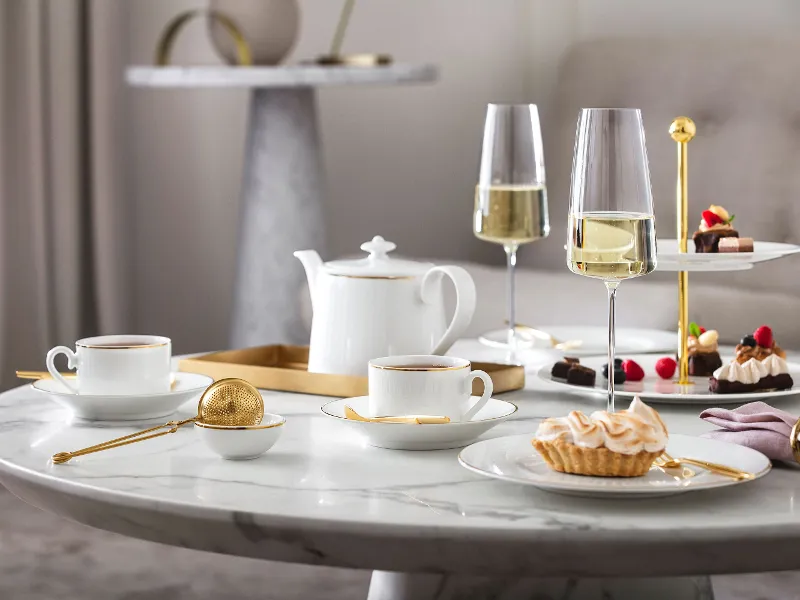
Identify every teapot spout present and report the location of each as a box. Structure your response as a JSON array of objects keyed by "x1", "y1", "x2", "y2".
[{"x1": 293, "y1": 250, "x2": 323, "y2": 311}]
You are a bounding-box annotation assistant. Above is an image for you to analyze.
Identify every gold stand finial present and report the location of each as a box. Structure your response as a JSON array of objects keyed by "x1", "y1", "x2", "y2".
[{"x1": 671, "y1": 117, "x2": 696, "y2": 385}]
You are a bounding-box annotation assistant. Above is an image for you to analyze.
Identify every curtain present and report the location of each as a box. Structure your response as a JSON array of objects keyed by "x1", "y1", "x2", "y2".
[{"x1": 0, "y1": 0, "x2": 131, "y2": 387}]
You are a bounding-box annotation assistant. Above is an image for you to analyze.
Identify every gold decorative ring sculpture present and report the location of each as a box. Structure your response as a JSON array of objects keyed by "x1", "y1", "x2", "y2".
[
  {"x1": 791, "y1": 418, "x2": 800, "y2": 464},
  {"x1": 155, "y1": 9, "x2": 252, "y2": 66}
]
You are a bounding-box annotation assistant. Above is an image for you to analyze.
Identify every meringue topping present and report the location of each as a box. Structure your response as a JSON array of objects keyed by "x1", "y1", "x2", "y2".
[
  {"x1": 761, "y1": 353, "x2": 789, "y2": 376},
  {"x1": 713, "y1": 356, "x2": 772, "y2": 384},
  {"x1": 535, "y1": 398, "x2": 668, "y2": 455}
]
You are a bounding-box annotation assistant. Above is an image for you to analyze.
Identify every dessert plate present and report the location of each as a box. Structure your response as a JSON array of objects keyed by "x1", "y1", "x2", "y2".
[
  {"x1": 320, "y1": 396, "x2": 517, "y2": 450},
  {"x1": 459, "y1": 433, "x2": 771, "y2": 498},
  {"x1": 656, "y1": 238, "x2": 800, "y2": 272},
  {"x1": 32, "y1": 372, "x2": 213, "y2": 421},
  {"x1": 536, "y1": 353, "x2": 800, "y2": 405},
  {"x1": 480, "y1": 326, "x2": 677, "y2": 356}
]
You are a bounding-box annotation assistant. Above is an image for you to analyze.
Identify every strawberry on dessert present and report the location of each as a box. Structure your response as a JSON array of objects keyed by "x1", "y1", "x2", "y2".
[{"x1": 692, "y1": 204, "x2": 739, "y2": 253}]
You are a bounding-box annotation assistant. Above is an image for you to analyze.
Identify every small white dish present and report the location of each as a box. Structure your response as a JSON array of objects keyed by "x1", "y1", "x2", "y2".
[
  {"x1": 536, "y1": 353, "x2": 800, "y2": 405},
  {"x1": 32, "y1": 372, "x2": 213, "y2": 421},
  {"x1": 195, "y1": 414, "x2": 285, "y2": 460},
  {"x1": 656, "y1": 238, "x2": 800, "y2": 272},
  {"x1": 459, "y1": 433, "x2": 771, "y2": 498},
  {"x1": 320, "y1": 396, "x2": 517, "y2": 450},
  {"x1": 480, "y1": 326, "x2": 678, "y2": 356}
]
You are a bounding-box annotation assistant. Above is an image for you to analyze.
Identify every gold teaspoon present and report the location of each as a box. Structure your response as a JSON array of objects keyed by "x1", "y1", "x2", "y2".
[{"x1": 344, "y1": 405, "x2": 450, "y2": 424}]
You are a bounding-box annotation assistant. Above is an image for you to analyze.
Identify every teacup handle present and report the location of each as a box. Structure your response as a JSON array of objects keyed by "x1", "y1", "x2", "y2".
[
  {"x1": 463, "y1": 370, "x2": 493, "y2": 421},
  {"x1": 46, "y1": 346, "x2": 79, "y2": 394}
]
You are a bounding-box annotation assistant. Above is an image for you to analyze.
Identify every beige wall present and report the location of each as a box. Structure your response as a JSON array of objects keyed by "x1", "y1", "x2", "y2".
[{"x1": 126, "y1": 0, "x2": 797, "y2": 353}]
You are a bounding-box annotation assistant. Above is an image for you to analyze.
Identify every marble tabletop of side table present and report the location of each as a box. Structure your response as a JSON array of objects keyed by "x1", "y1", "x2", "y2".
[{"x1": 1, "y1": 340, "x2": 798, "y2": 600}]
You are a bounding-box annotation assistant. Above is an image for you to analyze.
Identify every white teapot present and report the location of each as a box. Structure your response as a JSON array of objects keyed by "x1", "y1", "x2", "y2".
[{"x1": 295, "y1": 236, "x2": 476, "y2": 376}]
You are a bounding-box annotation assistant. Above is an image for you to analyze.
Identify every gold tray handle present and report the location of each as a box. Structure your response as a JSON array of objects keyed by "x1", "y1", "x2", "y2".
[{"x1": 155, "y1": 9, "x2": 253, "y2": 67}]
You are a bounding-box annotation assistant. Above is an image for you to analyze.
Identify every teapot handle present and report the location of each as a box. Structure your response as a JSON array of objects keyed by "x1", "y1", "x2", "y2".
[{"x1": 421, "y1": 266, "x2": 476, "y2": 355}]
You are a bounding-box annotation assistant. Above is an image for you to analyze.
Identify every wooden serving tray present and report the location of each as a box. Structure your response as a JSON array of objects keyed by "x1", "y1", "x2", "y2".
[{"x1": 179, "y1": 345, "x2": 524, "y2": 398}]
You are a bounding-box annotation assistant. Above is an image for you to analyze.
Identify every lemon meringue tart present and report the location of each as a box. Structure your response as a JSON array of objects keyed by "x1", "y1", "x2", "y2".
[{"x1": 532, "y1": 398, "x2": 668, "y2": 477}]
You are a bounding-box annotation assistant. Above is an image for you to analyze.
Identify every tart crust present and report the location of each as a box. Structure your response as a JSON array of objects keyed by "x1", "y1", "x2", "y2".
[{"x1": 532, "y1": 438, "x2": 661, "y2": 478}]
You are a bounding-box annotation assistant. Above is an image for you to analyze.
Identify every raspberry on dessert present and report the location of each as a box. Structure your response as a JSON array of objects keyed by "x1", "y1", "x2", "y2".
[
  {"x1": 655, "y1": 357, "x2": 677, "y2": 379},
  {"x1": 754, "y1": 326, "x2": 773, "y2": 349},
  {"x1": 622, "y1": 359, "x2": 645, "y2": 382}
]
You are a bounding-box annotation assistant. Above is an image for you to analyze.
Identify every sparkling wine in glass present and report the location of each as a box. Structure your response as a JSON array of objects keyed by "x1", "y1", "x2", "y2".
[
  {"x1": 474, "y1": 104, "x2": 549, "y2": 352},
  {"x1": 566, "y1": 108, "x2": 657, "y2": 412}
]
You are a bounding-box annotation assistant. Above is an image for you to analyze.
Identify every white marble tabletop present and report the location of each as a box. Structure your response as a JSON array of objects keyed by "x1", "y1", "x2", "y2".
[{"x1": 1, "y1": 340, "x2": 799, "y2": 579}]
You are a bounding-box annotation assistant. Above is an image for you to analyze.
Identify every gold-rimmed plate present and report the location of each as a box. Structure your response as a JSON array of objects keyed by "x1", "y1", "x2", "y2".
[{"x1": 459, "y1": 433, "x2": 771, "y2": 498}]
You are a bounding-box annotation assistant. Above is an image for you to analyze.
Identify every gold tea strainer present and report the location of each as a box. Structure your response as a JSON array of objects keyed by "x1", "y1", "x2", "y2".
[{"x1": 52, "y1": 378, "x2": 264, "y2": 464}]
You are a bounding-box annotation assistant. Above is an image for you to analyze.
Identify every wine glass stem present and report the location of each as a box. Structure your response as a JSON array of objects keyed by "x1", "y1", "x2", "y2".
[
  {"x1": 504, "y1": 244, "x2": 518, "y2": 351},
  {"x1": 605, "y1": 281, "x2": 619, "y2": 413}
]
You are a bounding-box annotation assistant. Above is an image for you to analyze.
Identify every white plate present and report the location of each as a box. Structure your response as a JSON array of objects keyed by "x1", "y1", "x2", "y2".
[
  {"x1": 320, "y1": 396, "x2": 517, "y2": 450},
  {"x1": 32, "y1": 372, "x2": 213, "y2": 421},
  {"x1": 656, "y1": 238, "x2": 800, "y2": 272},
  {"x1": 482, "y1": 326, "x2": 677, "y2": 357},
  {"x1": 459, "y1": 433, "x2": 771, "y2": 498},
  {"x1": 536, "y1": 353, "x2": 800, "y2": 405}
]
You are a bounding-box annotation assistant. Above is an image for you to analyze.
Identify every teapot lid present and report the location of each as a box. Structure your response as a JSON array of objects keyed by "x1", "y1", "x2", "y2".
[{"x1": 324, "y1": 236, "x2": 433, "y2": 277}]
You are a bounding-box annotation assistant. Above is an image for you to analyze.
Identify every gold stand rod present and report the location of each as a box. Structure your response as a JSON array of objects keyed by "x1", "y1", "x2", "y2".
[{"x1": 670, "y1": 117, "x2": 696, "y2": 385}]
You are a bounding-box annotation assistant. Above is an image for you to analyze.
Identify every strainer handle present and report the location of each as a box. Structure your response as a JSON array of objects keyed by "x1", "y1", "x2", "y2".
[{"x1": 51, "y1": 417, "x2": 196, "y2": 464}]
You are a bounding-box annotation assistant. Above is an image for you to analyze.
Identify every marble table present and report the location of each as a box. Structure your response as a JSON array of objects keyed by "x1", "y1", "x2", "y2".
[
  {"x1": 2, "y1": 340, "x2": 800, "y2": 600},
  {"x1": 126, "y1": 65, "x2": 438, "y2": 349}
]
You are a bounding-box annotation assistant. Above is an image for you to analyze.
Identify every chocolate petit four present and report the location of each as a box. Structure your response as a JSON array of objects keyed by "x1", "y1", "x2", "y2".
[
  {"x1": 692, "y1": 205, "x2": 739, "y2": 253},
  {"x1": 551, "y1": 357, "x2": 580, "y2": 379},
  {"x1": 551, "y1": 358, "x2": 596, "y2": 387},
  {"x1": 687, "y1": 323, "x2": 722, "y2": 377},
  {"x1": 718, "y1": 237, "x2": 754, "y2": 253},
  {"x1": 710, "y1": 326, "x2": 793, "y2": 394},
  {"x1": 566, "y1": 364, "x2": 597, "y2": 387}
]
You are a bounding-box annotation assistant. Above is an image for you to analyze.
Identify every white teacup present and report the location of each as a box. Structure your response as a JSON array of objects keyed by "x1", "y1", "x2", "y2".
[
  {"x1": 368, "y1": 355, "x2": 493, "y2": 422},
  {"x1": 46, "y1": 335, "x2": 172, "y2": 396}
]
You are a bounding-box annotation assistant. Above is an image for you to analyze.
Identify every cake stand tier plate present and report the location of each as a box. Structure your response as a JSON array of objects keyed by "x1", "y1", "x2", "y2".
[
  {"x1": 536, "y1": 353, "x2": 800, "y2": 404},
  {"x1": 655, "y1": 238, "x2": 800, "y2": 272}
]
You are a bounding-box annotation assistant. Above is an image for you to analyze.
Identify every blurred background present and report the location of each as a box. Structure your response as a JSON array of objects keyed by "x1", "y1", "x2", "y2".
[
  {"x1": 3, "y1": 0, "x2": 800, "y2": 597},
  {"x1": 6, "y1": 0, "x2": 800, "y2": 387}
]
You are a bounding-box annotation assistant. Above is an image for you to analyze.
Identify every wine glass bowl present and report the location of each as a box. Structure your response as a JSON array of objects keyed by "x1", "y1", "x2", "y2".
[
  {"x1": 474, "y1": 104, "x2": 549, "y2": 351},
  {"x1": 566, "y1": 108, "x2": 657, "y2": 412}
]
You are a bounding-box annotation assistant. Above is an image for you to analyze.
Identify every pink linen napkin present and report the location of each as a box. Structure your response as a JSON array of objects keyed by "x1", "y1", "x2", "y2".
[{"x1": 700, "y1": 401, "x2": 798, "y2": 462}]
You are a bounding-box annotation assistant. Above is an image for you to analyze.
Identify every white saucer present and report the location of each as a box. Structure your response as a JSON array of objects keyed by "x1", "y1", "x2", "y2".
[
  {"x1": 536, "y1": 353, "x2": 800, "y2": 405},
  {"x1": 656, "y1": 238, "x2": 800, "y2": 272},
  {"x1": 480, "y1": 326, "x2": 677, "y2": 356},
  {"x1": 32, "y1": 372, "x2": 213, "y2": 421},
  {"x1": 459, "y1": 433, "x2": 771, "y2": 498},
  {"x1": 320, "y1": 396, "x2": 518, "y2": 450}
]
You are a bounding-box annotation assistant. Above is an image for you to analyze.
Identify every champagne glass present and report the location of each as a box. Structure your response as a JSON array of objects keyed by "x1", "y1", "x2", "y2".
[
  {"x1": 474, "y1": 104, "x2": 549, "y2": 352},
  {"x1": 566, "y1": 108, "x2": 657, "y2": 413}
]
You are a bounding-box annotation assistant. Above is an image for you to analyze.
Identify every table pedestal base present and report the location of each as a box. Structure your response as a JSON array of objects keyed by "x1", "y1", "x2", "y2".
[
  {"x1": 230, "y1": 87, "x2": 326, "y2": 348},
  {"x1": 366, "y1": 571, "x2": 714, "y2": 600}
]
